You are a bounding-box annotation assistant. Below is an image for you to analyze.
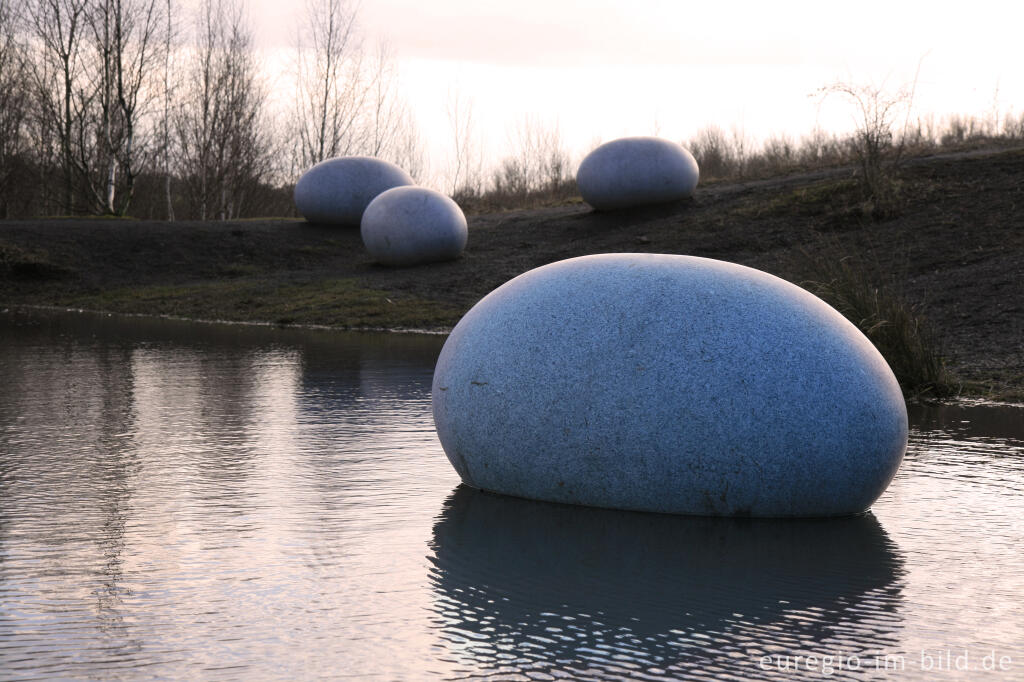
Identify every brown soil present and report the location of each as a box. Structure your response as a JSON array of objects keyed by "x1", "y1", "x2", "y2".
[{"x1": 2, "y1": 147, "x2": 1022, "y2": 398}]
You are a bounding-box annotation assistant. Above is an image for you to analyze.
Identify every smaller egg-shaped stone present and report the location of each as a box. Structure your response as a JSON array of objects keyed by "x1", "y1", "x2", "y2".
[
  {"x1": 361, "y1": 186, "x2": 468, "y2": 267},
  {"x1": 294, "y1": 156, "x2": 414, "y2": 226},
  {"x1": 576, "y1": 137, "x2": 699, "y2": 210}
]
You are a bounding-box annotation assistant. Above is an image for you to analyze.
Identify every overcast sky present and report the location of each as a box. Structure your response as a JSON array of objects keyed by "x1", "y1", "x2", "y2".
[{"x1": 248, "y1": 0, "x2": 1024, "y2": 178}]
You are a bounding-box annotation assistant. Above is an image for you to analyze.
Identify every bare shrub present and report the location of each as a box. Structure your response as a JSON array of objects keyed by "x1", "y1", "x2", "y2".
[
  {"x1": 686, "y1": 125, "x2": 734, "y2": 179},
  {"x1": 491, "y1": 117, "x2": 571, "y2": 199},
  {"x1": 817, "y1": 79, "x2": 914, "y2": 217},
  {"x1": 796, "y1": 127, "x2": 848, "y2": 168},
  {"x1": 1005, "y1": 112, "x2": 1024, "y2": 139},
  {"x1": 901, "y1": 114, "x2": 939, "y2": 155}
]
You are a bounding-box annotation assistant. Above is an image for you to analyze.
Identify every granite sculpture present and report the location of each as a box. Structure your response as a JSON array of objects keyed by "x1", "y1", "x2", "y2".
[
  {"x1": 294, "y1": 156, "x2": 414, "y2": 226},
  {"x1": 361, "y1": 186, "x2": 468, "y2": 266},
  {"x1": 431, "y1": 253, "x2": 908, "y2": 517},
  {"x1": 575, "y1": 137, "x2": 699, "y2": 210}
]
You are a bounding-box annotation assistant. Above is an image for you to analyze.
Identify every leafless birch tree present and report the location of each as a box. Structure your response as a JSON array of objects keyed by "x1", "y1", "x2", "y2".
[
  {"x1": 24, "y1": 0, "x2": 166, "y2": 215},
  {"x1": 83, "y1": 0, "x2": 165, "y2": 214}
]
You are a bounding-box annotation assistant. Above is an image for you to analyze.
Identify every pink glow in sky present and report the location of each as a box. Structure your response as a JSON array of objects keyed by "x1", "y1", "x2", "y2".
[{"x1": 245, "y1": 0, "x2": 1024, "y2": 182}]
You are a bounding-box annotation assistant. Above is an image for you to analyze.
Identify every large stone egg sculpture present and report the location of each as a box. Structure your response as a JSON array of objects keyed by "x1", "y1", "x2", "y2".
[
  {"x1": 431, "y1": 253, "x2": 908, "y2": 517},
  {"x1": 361, "y1": 186, "x2": 468, "y2": 266},
  {"x1": 294, "y1": 156, "x2": 414, "y2": 226},
  {"x1": 576, "y1": 136, "x2": 699, "y2": 210}
]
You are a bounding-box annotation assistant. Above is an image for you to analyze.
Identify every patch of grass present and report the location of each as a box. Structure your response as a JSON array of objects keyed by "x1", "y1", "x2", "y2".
[
  {"x1": 61, "y1": 277, "x2": 463, "y2": 330},
  {"x1": 219, "y1": 263, "x2": 260, "y2": 278},
  {"x1": 732, "y1": 179, "x2": 861, "y2": 219},
  {"x1": 231, "y1": 217, "x2": 305, "y2": 223},
  {"x1": 33, "y1": 214, "x2": 136, "y2": 220},
  {"x1": 295, "y1": 244, "x2": 338, "y2": 255},
  {"x1": 457, "y1": 179, "x2": 581, "y2": 215},
  {"x1": 0, "y1": 242, "x2": 72, "y2": 281},
  {"x1": 732, "y1": 176, "x2": 905, "y2": 225},
  {"x1": 799, "y1": 251, "x2": 958, "y2": 400}
]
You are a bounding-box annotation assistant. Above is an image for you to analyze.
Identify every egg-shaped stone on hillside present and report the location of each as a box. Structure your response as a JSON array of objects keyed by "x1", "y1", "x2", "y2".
[
  {"x1": 431, "y1": 253, "x2": 908, "y2": 517},
  {"x1": 294, "y1": 156, "x2": 414, "y2": 226},
  {"x1": 361, "y1": 186, "x2": 468, "y2": 267},
  {"x1": 576, "y1": 137, "x2": 699, "y2": 210}
]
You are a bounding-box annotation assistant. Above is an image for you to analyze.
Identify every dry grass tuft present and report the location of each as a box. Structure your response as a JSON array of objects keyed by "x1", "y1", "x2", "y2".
[{"x1": 798, "y1": 252, "x2": 958, "y2": 400}]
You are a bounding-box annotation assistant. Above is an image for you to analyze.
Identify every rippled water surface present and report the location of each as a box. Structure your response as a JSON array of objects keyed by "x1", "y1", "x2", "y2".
[{"x1": 1, "y1": 310, "x2": 1022, "y2": 680}]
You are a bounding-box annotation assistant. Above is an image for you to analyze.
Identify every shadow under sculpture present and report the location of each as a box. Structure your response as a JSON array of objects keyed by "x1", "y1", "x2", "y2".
[{"x1": 428, "y1": 486, "x2": 904, "y2": 678}]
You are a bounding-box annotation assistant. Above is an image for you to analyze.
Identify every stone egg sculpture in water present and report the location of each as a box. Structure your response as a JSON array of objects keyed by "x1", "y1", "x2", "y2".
[
  {"x1": 431, "y1": 253, "x2": 908, "y2": 517},
  {"x1": 576, "y1": 137, "x2": 699, "y2": 210},
  {"x1": 361, "y1": 186, "x2": 468, "y2": 266},
  {"x1": 294, "y1": 156, "x2": 414, "y2": 226}
]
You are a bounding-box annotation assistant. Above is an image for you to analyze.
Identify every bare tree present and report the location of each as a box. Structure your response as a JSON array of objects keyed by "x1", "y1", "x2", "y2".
[
  {"x1": 82, "y1": 0, "x2": 165, "y2": 215},
  {"x1": 23, "y1": 0, "x2": 166, "y2": 215},
  {"x1": 364, "y1": 42, "x2": 398, "y2": 157},
  {"x1": 363, "y1": 42, "x2": 425, "y2": 179},
  {"x1": 26, "y1": 0, "x2": 90, "y2": 213},
  {"x1": 161, "y1": 0, "x2": 174, "y2": 219},
  {"x1": 174, "y1": 0, "x2": 271, "y2": 219},
  {"x1": 290, "y1": 0, "x2": 423, "y2": 180},
  {"x1": 445, "y1": 86, "x2": 482, "y2": 198},
  {"x1": 0, "y1": 0, "x2": 31, "y2": 216},
  {"x1": 293, "y1": 0, "x2": 363, "y2": 167}
]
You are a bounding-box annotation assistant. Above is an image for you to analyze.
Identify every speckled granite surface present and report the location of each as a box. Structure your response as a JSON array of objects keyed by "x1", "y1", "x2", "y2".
[
  {"x1": 293, "y1": 156, "x2": 414, "y2": 226},
  {"x1": 576, "y1": 137, "x2": 699, "y2": 210},
  {"x1": 431, "y1": 253, "x2": 908, "y2": 517},
  {"x1": 361, "y1": 186, "x2": 468, "y2": 266}
]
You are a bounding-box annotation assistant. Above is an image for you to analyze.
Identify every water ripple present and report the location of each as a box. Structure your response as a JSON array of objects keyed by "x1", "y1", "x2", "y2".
[{"x1": 1, "y1": 310, "x2": 1023, "y2": 679}]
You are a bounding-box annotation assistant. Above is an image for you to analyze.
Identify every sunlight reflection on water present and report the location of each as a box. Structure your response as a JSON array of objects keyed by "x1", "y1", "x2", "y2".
[{"x1": 0, "y1": 310, "x2": 1022, "y2": 680}]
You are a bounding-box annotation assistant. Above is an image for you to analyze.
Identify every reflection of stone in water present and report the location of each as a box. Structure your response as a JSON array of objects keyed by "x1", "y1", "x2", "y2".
[{"x1": 428, "y1": 486, "x2": 905, "y2": 679}]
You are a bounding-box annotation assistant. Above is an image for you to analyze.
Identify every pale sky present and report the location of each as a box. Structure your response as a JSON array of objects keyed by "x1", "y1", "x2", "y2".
[{"x1": 248, "y1": 0, "x2": 1024, "y2": 183}]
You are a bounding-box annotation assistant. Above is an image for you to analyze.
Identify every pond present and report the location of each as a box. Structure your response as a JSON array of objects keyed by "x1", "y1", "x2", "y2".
[{"x1": 1, "y1": 309, "x2": 1022, "y2": 680}]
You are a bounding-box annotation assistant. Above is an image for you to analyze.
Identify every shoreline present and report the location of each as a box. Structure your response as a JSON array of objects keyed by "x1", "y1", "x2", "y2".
[
  {"x1": 6, "y1": 303, "x2": 1022, "y2": 409},
  {"x1": 2, "y1": 147, "x2": 1022, "y2": 401},
  {"x1": 1, "y1": 302, "x2": 454, "y2": 336}
]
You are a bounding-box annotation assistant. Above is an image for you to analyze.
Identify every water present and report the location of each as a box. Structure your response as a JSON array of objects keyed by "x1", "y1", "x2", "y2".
[{"x1": 1, "y1": 309, "x2": 1022, "y2": 680}]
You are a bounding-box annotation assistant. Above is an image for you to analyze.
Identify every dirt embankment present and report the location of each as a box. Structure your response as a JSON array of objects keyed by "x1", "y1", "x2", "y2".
[{"x1": 1, "y1": 148, "x2": 1022, "y2": 398}]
